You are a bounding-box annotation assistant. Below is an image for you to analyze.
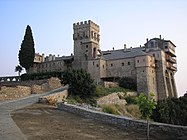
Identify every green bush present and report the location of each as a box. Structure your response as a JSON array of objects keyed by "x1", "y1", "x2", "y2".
[
  {"x1": 101, "y1": 105, "x2": 120, "y2": 115},
  {"x1": 96, "y1": 86, "x2": 126, "y2": 98},
  {"x1": 124, "y1": 96, "x2": 137, "y2": 104},
  {"x1": 118, "y1": 77, "x2": 137, "y2": 91},
  {"x1": 152, "y1": 93, "x2": 187, "y2": 126},
  {"x1": 21, "y1": 71, "x2": 62, "y2": 81},
  {"x1": 62, "y1": 69, "x2": 96, "y2": 105}
]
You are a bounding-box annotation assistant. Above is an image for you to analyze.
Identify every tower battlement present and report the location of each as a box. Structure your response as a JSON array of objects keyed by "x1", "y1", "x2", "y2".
[{"x1": 73, "y1": 20, "x2": 99, "y2": 30}]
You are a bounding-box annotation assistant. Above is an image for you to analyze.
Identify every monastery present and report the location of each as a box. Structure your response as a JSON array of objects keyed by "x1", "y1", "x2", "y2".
[{"x1": 29, "y1": 20, "x2": 178, "y2": 100}]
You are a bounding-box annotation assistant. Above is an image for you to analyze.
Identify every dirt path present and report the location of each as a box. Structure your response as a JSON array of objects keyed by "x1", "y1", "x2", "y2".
[{"x1": 11, "y1": 103, "x2": 176, "y2": 140}]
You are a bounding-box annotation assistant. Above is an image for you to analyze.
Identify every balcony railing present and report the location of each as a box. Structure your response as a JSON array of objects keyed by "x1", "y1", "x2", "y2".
[
  {"x1": 167, "y1": 62, "x2": 177, "y2": 71},
  {"x1": 165, "y1": 48, "x2": 176, "y2": 57},
  {"x1": 166, "y1": 56, "x2": 177, "y2": 63}
]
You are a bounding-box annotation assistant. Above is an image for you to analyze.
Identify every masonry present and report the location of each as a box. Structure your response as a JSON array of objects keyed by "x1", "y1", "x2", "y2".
[
  {"x1": 28, "y1": 20, "x2": 178, "y2": 101},
  {"x1": 58, "y1": 102, "x2": 187, "y2": 138}
]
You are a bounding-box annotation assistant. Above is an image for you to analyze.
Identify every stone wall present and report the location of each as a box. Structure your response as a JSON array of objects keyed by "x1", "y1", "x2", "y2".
[
  {"x1": 103, "y1": 82, "x2": 118, "y2": 88},
  {"x1": 0, "y1": 77, "x2": 62, "y2": 101},
  {"x1": 0, "y1": 86, "x2": 31, "y2": 101},
  {"x1": 39, "y1": 89, "x2": 68, "y2": 104},
  {"x1": 58, "y1": 103, "x2": 187, "y2": 139}
]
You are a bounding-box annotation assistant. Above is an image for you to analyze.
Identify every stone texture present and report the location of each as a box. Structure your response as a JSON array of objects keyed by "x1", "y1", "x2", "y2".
[
  {"x1": 0, "y1": 86, "x2": 31, "y2": 101},
  {"x1": 58, "y1": 103, "x2": 187, "y2": 138},
  {"x1": 39, "y1": 89, "x2": 68, "y2": 105},
  {"x1": 97, "y1": 92, "x2": 127, "y2": 105},
  {"x1": 31, "y1": 84, "x2": 43, "y2": 94},
  {"x1": 47, "y1": 77, "x2": 62, "y2": 90},
  {"x1": 103, "y1": 82, "x2": 118, "y2": 88}
]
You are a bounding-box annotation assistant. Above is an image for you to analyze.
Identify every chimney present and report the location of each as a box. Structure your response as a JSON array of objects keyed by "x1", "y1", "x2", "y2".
[
  {"x1": 42, "y1": 53, "x2": 45, "y2": 62},
  {"x1": 146, "y1": 38, "x2": 149, "y2": 42},
  {"x1": 159, "y1": 35, "x2": 161, "y2": 39},
  {"x1": 113, "y1": 47, "x2": 114, "y2": 50},
  {"x1": 124, "y1": 44, "x2": 127, "y2": 51}
]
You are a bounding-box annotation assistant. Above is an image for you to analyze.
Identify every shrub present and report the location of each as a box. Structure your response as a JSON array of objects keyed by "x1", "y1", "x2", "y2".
[
  {"x1": 101, "y1": 104, "x2": 120, "y2": 115},
  {"x1": 118, "y1": 77, "x2": 137, "y2": 90},
  {"x1": 152, "y1": 94, "x2": 187, "y2": 126},
  {"x1": 62, "y1": 69, "x2": 96, "y2": 105},
  {"x1": 124, "y1": 96, "x2": 137, "y2": 104}
]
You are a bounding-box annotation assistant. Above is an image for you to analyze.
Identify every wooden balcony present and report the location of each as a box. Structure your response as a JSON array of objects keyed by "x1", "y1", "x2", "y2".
[
  {"x1": 167, "y1": 63, "x2": 177, "y2": 71},
  {"x1": 166, "y1": 56, "x2": 176, "y2": 63},
  {"x1": 165, "y1": 48, "x2": 176, "y2": 57}
]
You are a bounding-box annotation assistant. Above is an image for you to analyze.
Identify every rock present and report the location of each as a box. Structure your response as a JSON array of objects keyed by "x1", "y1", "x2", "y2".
[
  {"x1": 31, "y1": 84, "x2": 43, "y2": 94},
  {"x1": 97, "y1": 93, "x2": 127, "y2": 105},
  {"x1": 48, "y1": 77, "x2": 62, "y2": 90}
]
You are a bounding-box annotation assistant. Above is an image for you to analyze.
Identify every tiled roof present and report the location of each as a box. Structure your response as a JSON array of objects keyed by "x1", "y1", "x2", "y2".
[{"x1": 101, "y1": 47, "x2": 147, "y2": 60}]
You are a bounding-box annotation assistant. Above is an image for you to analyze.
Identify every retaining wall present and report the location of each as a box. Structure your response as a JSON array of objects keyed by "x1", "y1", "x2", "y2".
[{"x1": 57, "y1": 103, "x2": 187, "y2": 138}]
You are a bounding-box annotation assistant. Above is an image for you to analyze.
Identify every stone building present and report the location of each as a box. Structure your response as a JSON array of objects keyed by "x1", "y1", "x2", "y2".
[{"x1": 29, "y1": 20, "x2": 177, "y2": 100}]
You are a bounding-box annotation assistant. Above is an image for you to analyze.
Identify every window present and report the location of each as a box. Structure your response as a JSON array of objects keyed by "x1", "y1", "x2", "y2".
[
  {"x1": 97, "y1": 64, "x2": 99, "y2": 67},
  {"x1": 122, "y1": 62, "x2": 124, "y2": 66},
  {"x1": 103, "y1": 65, "x2": 104, "y2": 68},
  {"x1": 153, "y1": 53, "x2": 155, "y2": 57},
  {"x1": 86, "y1": 50, "x2": 88, "y2": 52},
  {"x1": 111, "y1": 63, "x2": 113, "y2": 67},
  {"x1": 137, "y1": 60, "x2": 139, "y2": 63},
  {"x1": 150, "y1": 42, "x2": 154, "y2": 47},
  {"x1": 128, "y1": 62, "x2": 130, "y2": 65},
  {"x1": 93, "y1": 62, "x2": 94, "y2": 65},
  {"x1": 86, "y1": 45, "x2": 88, "y2": 48}
]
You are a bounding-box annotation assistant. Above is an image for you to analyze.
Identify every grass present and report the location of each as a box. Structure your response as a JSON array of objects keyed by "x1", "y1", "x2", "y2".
[
  {"x1": 100, "y1": 104, "x2": 120, "y2": 115},
  {"x1": 96, "y1": 86, "x2": 127, "y2": 98}
]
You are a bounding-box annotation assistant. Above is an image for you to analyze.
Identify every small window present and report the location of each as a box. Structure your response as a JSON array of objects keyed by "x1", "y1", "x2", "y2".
[
  {"x1": 86, "y1": 45, "x2": 88, "y2": 48},
  {"x1": 143, "y1": 70, "x2": 144, "y2": 72},
  {"x1": 103, "y1": 65, "x2": 104, "y2": 68},
  {"x1": 111, "y1": 63, "x2": 113, "y2": 67},
  {"x1": 93, "y1": 62, "x2": 94, "y2": 65},
  {"x1": 165, "y1": 46, "x2": 168, "y2": 49},
  {"x1": 86, "y1": 50, "x2": 88, "y2": 52},
  {"x1": 122, "y1": 62, "x2": 124, "y2": 66},
  {"x1": 128, "y1": 62, "x2": 130, "y2": 65},
  {"x1": 151, "y1": 42, "x2": 154, "y2": 47},
  {"x1": 137, "y1": 60, "x2": 139, "y2": 63},
  {"x1": 96, "y1": 64, "x2": 99, "y2": 67},
  {"x1": 153, "y1": 53, "x2": 155, "y2": 57}
]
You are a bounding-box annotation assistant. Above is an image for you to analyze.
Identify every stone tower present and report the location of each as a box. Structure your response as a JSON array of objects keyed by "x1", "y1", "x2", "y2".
[{"x1": 73, "y1": 20, "x2": 100, "y2": 70}]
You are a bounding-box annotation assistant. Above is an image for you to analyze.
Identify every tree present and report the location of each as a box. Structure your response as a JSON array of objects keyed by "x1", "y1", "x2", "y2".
[
  {"x1": 18, "y1": 25, "x2": 35, "y2": 72},
  {"x1": 63, "y1": 69, "x2": 96, "y2": 104},
  {"x1": 152, "y1": 94, "x2": 187, "y2": 126},
  {"x1": 15, "y1": 65, "x2": 23, "y2": 76},
  {"x1": 136, "y1": 93, "x2": 157, "y2": 140}
]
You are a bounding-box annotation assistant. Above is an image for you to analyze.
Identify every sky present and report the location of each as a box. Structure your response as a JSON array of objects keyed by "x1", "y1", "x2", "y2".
[{"x1": 0, "y1": 0, "x2": 187, "y2": 97}]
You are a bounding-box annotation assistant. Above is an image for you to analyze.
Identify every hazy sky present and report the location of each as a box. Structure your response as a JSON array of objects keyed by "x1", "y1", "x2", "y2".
[{"x1": 0, "y1": 0, "x2": 187, "y2": 96}]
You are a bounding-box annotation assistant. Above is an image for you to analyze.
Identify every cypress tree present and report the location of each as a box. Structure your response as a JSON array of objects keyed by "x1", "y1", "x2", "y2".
[{"x1": 18, "y1": 25, "x2": 35, "y2": 71}]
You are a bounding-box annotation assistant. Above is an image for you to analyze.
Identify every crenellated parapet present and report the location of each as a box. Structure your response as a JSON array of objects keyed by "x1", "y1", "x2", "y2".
[
  {"x1": 73, "y1": 20, "x2": 99, "y2": 31},
  {"x1": 73, "y1": 20, "x2": 100, "y2": 42}
]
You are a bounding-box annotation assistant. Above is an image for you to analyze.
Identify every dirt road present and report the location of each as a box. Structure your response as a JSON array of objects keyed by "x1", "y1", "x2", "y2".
[{"x1": 11, "y1": 103, "x2": 177, "y2": 140}]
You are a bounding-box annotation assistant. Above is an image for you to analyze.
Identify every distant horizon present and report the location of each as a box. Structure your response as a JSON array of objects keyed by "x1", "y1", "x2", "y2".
[{"x1": 0, "y1": 0, "x2": 187, "y2": 97}]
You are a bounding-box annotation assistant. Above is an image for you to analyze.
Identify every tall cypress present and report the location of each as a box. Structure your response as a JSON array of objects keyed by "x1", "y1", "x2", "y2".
[{"x1": 18, "y1": 25, "x2": 35, "y2": 71}]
